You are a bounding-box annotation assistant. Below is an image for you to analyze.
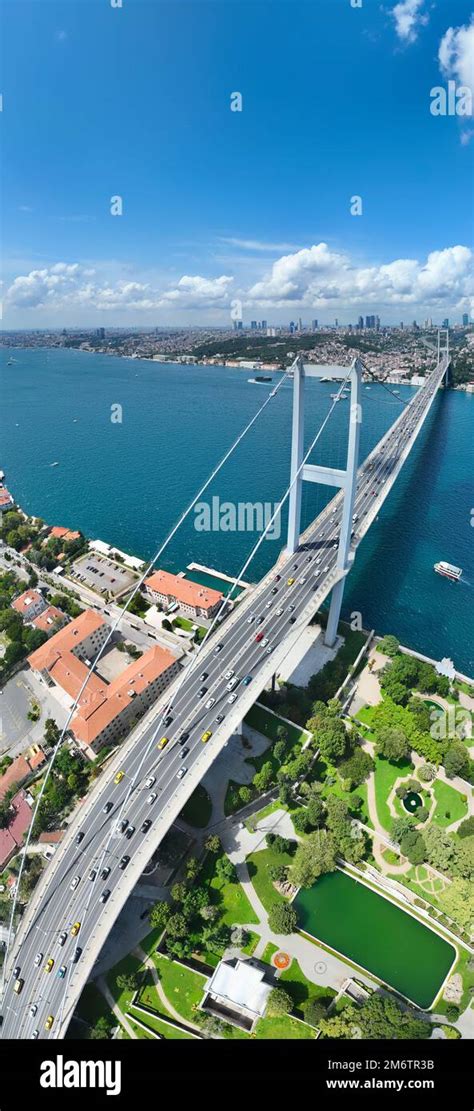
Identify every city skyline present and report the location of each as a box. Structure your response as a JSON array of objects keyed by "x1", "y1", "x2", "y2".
[{"x1": 2, "y1": 0, "x2": 473, "y2": 328}]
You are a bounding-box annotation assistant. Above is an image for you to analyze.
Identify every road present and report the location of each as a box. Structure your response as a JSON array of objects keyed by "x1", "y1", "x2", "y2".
[{"x1": 0, "y1": 358, "x2": 448, "y2": 1040}]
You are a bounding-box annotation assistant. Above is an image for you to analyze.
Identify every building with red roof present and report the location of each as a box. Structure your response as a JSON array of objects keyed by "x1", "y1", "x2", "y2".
[
  {"x1": 0, "y1": 791, "x2": 33, "y2": 870},
  {"x1": 145, "y1": 569, "x2": 223, "y2": 619},
  {"x1": 11, "y1": 589, "x2": 48, "y2": 622}
]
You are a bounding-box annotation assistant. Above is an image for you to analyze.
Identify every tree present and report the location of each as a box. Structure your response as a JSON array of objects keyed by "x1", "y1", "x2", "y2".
[
  {"x1": 378, "y1": 634, "x2": 400, "y2": 657},
  {"x1": 303, "y1": 997, "x2": 328, "y2": 1026},
  {"x1": 205, "y1": 835, "x2": 221, "y2": 854},
  {"x1": 338, "y1": 748, "x2": 374, "y2": 788},
  {"x1": 458, "y1": 816, "x2": 474, "y2": 839},
  {"x1": 418, "y1": 763, "x2": 436, "y2": 782},
  {"x1": 148, "y1": 900, "x2": 171, "y2": 931},
  {"x1": 267, "y1": 987, "x2": 292, "y2": 1016},
  {"x1": 307, "y1": 795, "x2": 326, "y2": 828},
  {"x1": 278, "y1": 783, "x2": 292, "y2": 807},
  {"x1": 317, "y1": 719, "x2": 347, "y2": 763},
  {"x1": 171, "y1": 882, "x2": 188, "y2": 904},
  {"x1": 116, "y1": 972, "x2": 139, "y2": 993},
  {"x1": 166, "y1": 912, "x2": 189, "y2": 938},
  {"x1": 200, "y1": 904, "x2": 218, "y2": 922},
  {"x1": 252, "y1": 761, "x2": 274, "y2": 793},
  {"x1": 215, "y1": 855, "x2": 237, "y2": 883},
  {"x1": 269, "y1": 864, "x2": 288, "y2": 883},
  {"x1": 444, "y1": 743, "x2": 469, "y2": 780},
  {"x1": 452, "y1": 836, "x2": 474, "y2": 880},
  {"x1": 375, "y1": 726, "x2": 411, "y2": 762},
  {"x1": 290, "y1": 831, "x2": 337, "y2": 888},
  {"x1": 185, "y1": 857, "x2": 200, "y2": 881},
  {"x1": 358, "y1": 993, "x2": 430, "y2": 1040},
  {"x1": 446, "y1": 1004, "x2": 459, "y2": 1022},
  {"x1": 273, "y1": 741, "x2": 287, "y2": 764},
  {"x1": 272, "y1": 835, "x2": 292, "y2": 854},
  {"x1": 400, "y1": 828, "x2": 426, "y2": 865},
  {"x1": 230, "y1": 926, "x2": 248, "y2": 947},
  {"x1": 292, "y1": 808, "x2": 310, "y2": 834},
  {"x1": 268, "y1": 902, "x2": 297, "y2": 934},
  {"x1": 439, "y1": 878, "x2": 474, "y2": 933},
  {"x1": 238, "y1": 786, "x2": 252, "y2": 805},
  {"x1": 89, "y1": 1016, "x2": 113, "y2": 1040}
]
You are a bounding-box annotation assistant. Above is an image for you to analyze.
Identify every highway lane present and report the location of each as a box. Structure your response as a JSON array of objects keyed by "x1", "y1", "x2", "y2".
[{"x1": 1, "y1": 360, "x2": 447, "y2": 1039}]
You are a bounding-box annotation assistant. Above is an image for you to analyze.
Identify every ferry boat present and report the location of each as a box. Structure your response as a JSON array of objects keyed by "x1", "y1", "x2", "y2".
[
  {"x1": 434, "y1": 561, "x2": 462, "y2": 581},
  {"x1": 248, "y1": 375, "x2": 272, "y2": 384}
]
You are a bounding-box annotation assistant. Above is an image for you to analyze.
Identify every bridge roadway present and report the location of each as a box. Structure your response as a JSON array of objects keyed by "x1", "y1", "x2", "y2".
[{"x1": 0, "y1": 357, "x2": 448, "y2": 1040}]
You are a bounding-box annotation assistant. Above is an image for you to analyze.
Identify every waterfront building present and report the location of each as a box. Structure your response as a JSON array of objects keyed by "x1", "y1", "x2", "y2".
[
  {"x1": 144, "y1": 569, "x2": 223, "y2": 619},
  {"x1": 11, "y1": 589, "x2": 48, "y2": 622}
]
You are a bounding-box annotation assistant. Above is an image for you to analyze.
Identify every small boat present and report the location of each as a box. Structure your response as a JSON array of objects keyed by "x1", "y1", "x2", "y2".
[
  {"x1": 50, "y1": 461, "x2": 60, "y2": 468},
  {"x1": 7, "y1": 359, "x2": 13, "y2": 366},
  {"x1": 248, "y1": 375, "x2": 272, "y2": 384},
  {"x1": 434, "y1": 561, "x2": 462, "y2": 581}
]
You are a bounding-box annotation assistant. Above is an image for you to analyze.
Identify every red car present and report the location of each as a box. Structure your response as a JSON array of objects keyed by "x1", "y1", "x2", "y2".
[{"x1": 255, "y1": 632, "x2": 264, "y2": 642}]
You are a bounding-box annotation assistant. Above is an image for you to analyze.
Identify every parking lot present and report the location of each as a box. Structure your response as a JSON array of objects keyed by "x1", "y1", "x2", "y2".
[{"x1": 70, "y1": 552, "x2": 138, "y2": 599}]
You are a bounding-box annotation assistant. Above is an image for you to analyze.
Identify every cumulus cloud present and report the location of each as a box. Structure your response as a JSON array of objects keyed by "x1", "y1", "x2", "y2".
[
  {"x1": 4, "y1": 263, "x2": 233, "y2": 313},
  {"x1": 245, "y1": 242, "x2": 473, "y2": 311},
  {"x1": 439, "y1": 15, "x2": 474, "y2": 97},
  {"x1": 390, "y1": 0, "x2": 428, "y2": 45}
]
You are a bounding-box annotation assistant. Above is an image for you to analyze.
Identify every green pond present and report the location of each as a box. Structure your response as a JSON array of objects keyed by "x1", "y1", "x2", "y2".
[{"x1": 295, "y1": 870, "x2": 455, "y2": 1009}]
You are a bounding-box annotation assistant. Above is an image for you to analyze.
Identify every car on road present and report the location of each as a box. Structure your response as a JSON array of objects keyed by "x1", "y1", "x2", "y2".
[
  {"x1": 70, "y1": 875, "x2": 81, "y2": 891},
  {"x1": 199, "y1": 672, "x2": 208, "y2": 682},
  {"x1": 73, "y1": 947, "x2": 82, "y2": 963},
  {"x1": 323, "y1": 565, "x2": 329, "y2": 573},
  {"x1": 45, "y1": 1015, "x2": 54, "y2": 1031},
  {"x1": 157, "y1": 736, "x2": 169, "y2": 750},
  {"x1": 117, "y1": 818, "x2": 128, "y2": 834},
  {"x1": 125, "y1": 825, "x2": 135, "y2": 840},
  {"x1": 271, "y1": 587, "x2": 278, "y2": 595},
  {"x1": 226, "y1": 676, "x2": 240, "y2": 690},
  {"x1": 147, "y1": 792, "x2": 157, "y2": 804},
  {"x1": 34, "y1": 953, "x2": 43, "y2": 967},
  {"x1": 58, "y1": 965, "x2": 67, "y2": 979},
  {"x1": 145, "y1": 776, "x2": 156, "y2": 788},
  {"x1": 119, "y1": 856, "x2": 130, "y2": 870},
  {"x1": 266, "y1": 645, "x2": 274, "y2": 654},
  {"x1": 216, "y1": 713, "x2": 225, "y2": 724},
  {"x1": 205, "y1": 697, "x2": 215, "y2": 709},
  {"x1": 162, "y1": 714, "x2": 173, "y2": 728},
  {"x1": 275, "y1": 574, "x2": 281, "y2": 581},
  {"x1": 197, "y1": 686, "x2": 208, "y2": 698},
  {"x1": 100, "y1": 889, "x2": 111, "y2": 904},
  {"x1": 179, "y1": 731, "x2": 189, "y2": 744},
  {"x1": 13, "y1": 979, "x2": 24, "y2": 995},
  {"x1": 255, "y1": 632, "x2": 264, "y2": 642},
  {"x1": 71, "y1": 922, "x2": 81, "y2": 937},
  {"x1": 214, "y1": 643, "x2": 224, "y2": 655},
  {"x1": 275, "y1": 608, "x2": 283, "y2": 616},
  {"x1": 292, "y1": 563, "x2": 298, "y2": 570},
  {"x1": 224, "y1": 669, "x2": 235, "y2": 679},
  {"x1": 103, "y1": 801, "x2": 113, "y2": 814},
  {"x1": 260, "y1": 637, "x2": 268, "y2": 647},
  {"x1": 101, "y1": 866, "x2": 111, "y2": 881},
  {"x1": 287, "y1": 577, "x2": 295, "y2": 586},
  {"x1": 13, "y1": 966, "x2": 20, "y2": 979},
  {"x1": 289, "y1": 616, "x2": 296, "y2": 624},
  {"x1": 247, "y1": 614, "x2": 255, "y2": 624},
  {"x1": 75, "y1": 832, "x2": 84, "y2": 845},
  {"x1": 202, "y1": 730, "x2": 212, "y2": 743},
  {"x1": 58, "y1": 932, "x2": 67, "y2": 947},
  {"x1": 88, "y1": 869, "x2": 97, "y2": 882},
  {"x1": 299, "y1": 577, "x2": 307, "y2": 585},
  {"x1": 31, "y1": 1029, "x2": 39, "y2": 1040},
  {"x1": 29, "y1": 1004, "x2": 38, "y2": 1017},
  {"x1": 177, "y1": 767, "x2": 187, "y2": 779},
  {"x1": 44, "y1": 958, "x2": 54, "y2": 974},
  {"x1": 242, "y1": 674, "x2": 253, "y2": 686},
  {"x1": 228, "y1": 692, "x2": 238, "y2": 704},
  {"x1": 140, "y1": 819, "x2": 152, "y2": 834},
  {"x1": 288, "y1": 603, "x2": 295, "y2": 612},
  {"x1": 256, "y1": 615, "x2": 264, "y2": 625},
  {"x1": 114, "y1": 770, "x2": 125, "y2": 784},
  {"x1": 180, "y1": 745, "x2": 189, "y2": 758},
  {"x1": 266, "y1": 600, "x2": 273, "y2": 608},
  {"x1": 307, "y1": 555, "x2": 312, "y2": 563}
]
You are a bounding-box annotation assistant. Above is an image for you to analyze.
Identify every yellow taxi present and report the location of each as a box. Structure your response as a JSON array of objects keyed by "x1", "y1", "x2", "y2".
[
  {"x1": 201, "y1": 730, "x2": 212, "y2": 744},
  {"x1": 13, "y1": 978, "x2": 24, "y2": 995},
  {"x1": 44, "y1": 957, "x2": 54, "y2": 974},
  {"x1": 287, "y1": 577, "x2": 295, "y2": 586},
  {"x1": 157, "y1": 736, "x2": 169, "y2": 750},
  {"x1": 114, "y1": 770, "x2": 125, "y2": 784},
  {"x1": 71, "y1": 922, "x2": 81, "y2": 937},
  {"x1": 45, "y1": 1015, "x2": 54, "y2": 1031}
]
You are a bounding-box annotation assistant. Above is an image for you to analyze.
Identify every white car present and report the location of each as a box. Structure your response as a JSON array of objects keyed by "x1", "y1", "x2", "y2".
[
  {"x1": 299, "y1": 577, "x2": 307, "y2": 585},
  {"x1": 205, "y1": 697, "x2": 216, "y2": 710},
  {"x1": 227, "y1": 692, "x2": 238, "y2": 704},
  {"x1": 147, "y1": 793, "x2": 157, "y2": 805},
  {"x1": 34, "y1": 953, "x2": 43, "y2": 967},
  {"x1": 265, "y1": 600, "x2": 272, "y2": 608},
  {"x1": 224, "y1": 669, "x2": 234, "y2": 680},
  {"x1": 260, "y1": 637, "x2": 268, "y2": 647},
  {"x1": 70, "y1": 875, "x2": 80, "y2": 891},
  {"x1": 177, "y1": 767, "x2": 187, "y2": 779},
  {"x1": 247, "y1": 615, "x2": 255, "y2": 624},
  {"x1": 30, "y1": 1004, "x2": 38, "y2": 1017},
  {"x1": 145, "y1": 776, "x2": 156, "y2": 789},
  {"x1": 275, "y1": 608, "x2": 283, "y2": 616}
]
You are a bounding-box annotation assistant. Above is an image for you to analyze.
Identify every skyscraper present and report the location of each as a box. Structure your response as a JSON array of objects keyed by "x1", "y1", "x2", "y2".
[
  {"x1": 462, "y1": 313, "x2": 469, "y2": 326},
  {"x1": 312, "y1": 319, "x2": 318, "y2": 330}
]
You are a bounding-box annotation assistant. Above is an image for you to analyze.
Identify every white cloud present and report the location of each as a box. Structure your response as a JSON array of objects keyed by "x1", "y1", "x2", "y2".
[
  {"x1": 439, "y1": 15, "x2": 474, "y2": 98},
  {"x1": 245, "y1": 242, "x2": 473, "y2": 310},
  {"x1": 390, "y1": 0, "x2": 428, "y2": 45},
  {"x1": 5, "y1": 264, "x2": 233, "y2": 313},
  {"x1": 219, "y1": 237, "x2": 301, "y2": 252}
]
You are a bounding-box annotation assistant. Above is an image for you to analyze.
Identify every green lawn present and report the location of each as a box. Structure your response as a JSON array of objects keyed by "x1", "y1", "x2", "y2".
[
  {"x1": 106, "y1": 952, "x2": 144, "y2": 1013},
  {"x1": 244, "y1": 703, "x2": 308, "y2": 747},
  {"x1": 279, "y1": 957, "x2": 336, "y2": 1017},
  {"x1": 179, "y1": 784, "x2": 212, "y2": 828},
  {"x1": 433, "y1": 946, "x2": 474, "y2": 1016},
  {"x1": 172, "y1": 616, "x2": 194, "y2": 631},
  {"x1": 432, "y1": 780, "x2": 468, "y2": 827},
  {"x1": 152, "y1": 955, "x2": 206, "y2": 1024},
  {"x1": 255, "y1": 1014, "x2": 316, "y2": 1039},
  {"x1": 208, "y1": 869, "x2": 259, "y2": 926},
  {"x1": 247, "y1": 844, "x2": 296, "y2": 912},
  {"x1": 373, "y1": 754, "x2": 413, "y2": 831},
  {"x1": 75, "y1": 983, "x2": 114, "y2": 1029},
  {"x1": 129, "y1": 1005, "x2": 196, "y2": 1040}
]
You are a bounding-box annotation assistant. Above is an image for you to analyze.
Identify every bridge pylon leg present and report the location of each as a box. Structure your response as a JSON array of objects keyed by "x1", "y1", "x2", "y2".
[
  {"x1": 325, "y1": 578, "x2": 345, "y2": 648},
  {"x1": 286, "y1": 358, "x2": 305, "y2": 555}
]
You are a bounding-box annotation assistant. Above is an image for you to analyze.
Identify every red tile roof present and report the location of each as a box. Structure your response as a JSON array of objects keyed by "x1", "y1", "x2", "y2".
[
  {"x1": 32, "y1": 605, "x2": 67, "y2": 633},
  {"x1": 0, "y1": 748, "x2": 46, "y2": 801},
  {"x1": 0, "y1": 792, "x2": 32, "y2": 869},
  {"x1": 145, "y1": 569, "x2": 223, "y2": 611},
  {"x1": 27, "y1": 609, "x2": 106, "y2": 672},
  {"x1": 11, "y1": 589, "x2": 45, "y2": 615},
  {"x1": 49, "y1": 526, "x2": 81, "y2": 541},
  {"x1": 71, "y1": 644, "x2": 177, "y2": 745}
]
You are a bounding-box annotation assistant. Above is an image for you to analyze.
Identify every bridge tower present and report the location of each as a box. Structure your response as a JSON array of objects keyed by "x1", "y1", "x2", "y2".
[
  {"x1": 437, "y1": 328, "x2": 451, "y2": 386},
  {"x1": 286, "y1": 355, "x2": 363, "y2": 647}
]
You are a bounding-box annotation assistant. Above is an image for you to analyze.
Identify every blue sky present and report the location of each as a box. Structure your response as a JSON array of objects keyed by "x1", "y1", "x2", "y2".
[{"x1": 2, "y1": 0, "x2": 473, "y2": 327}]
